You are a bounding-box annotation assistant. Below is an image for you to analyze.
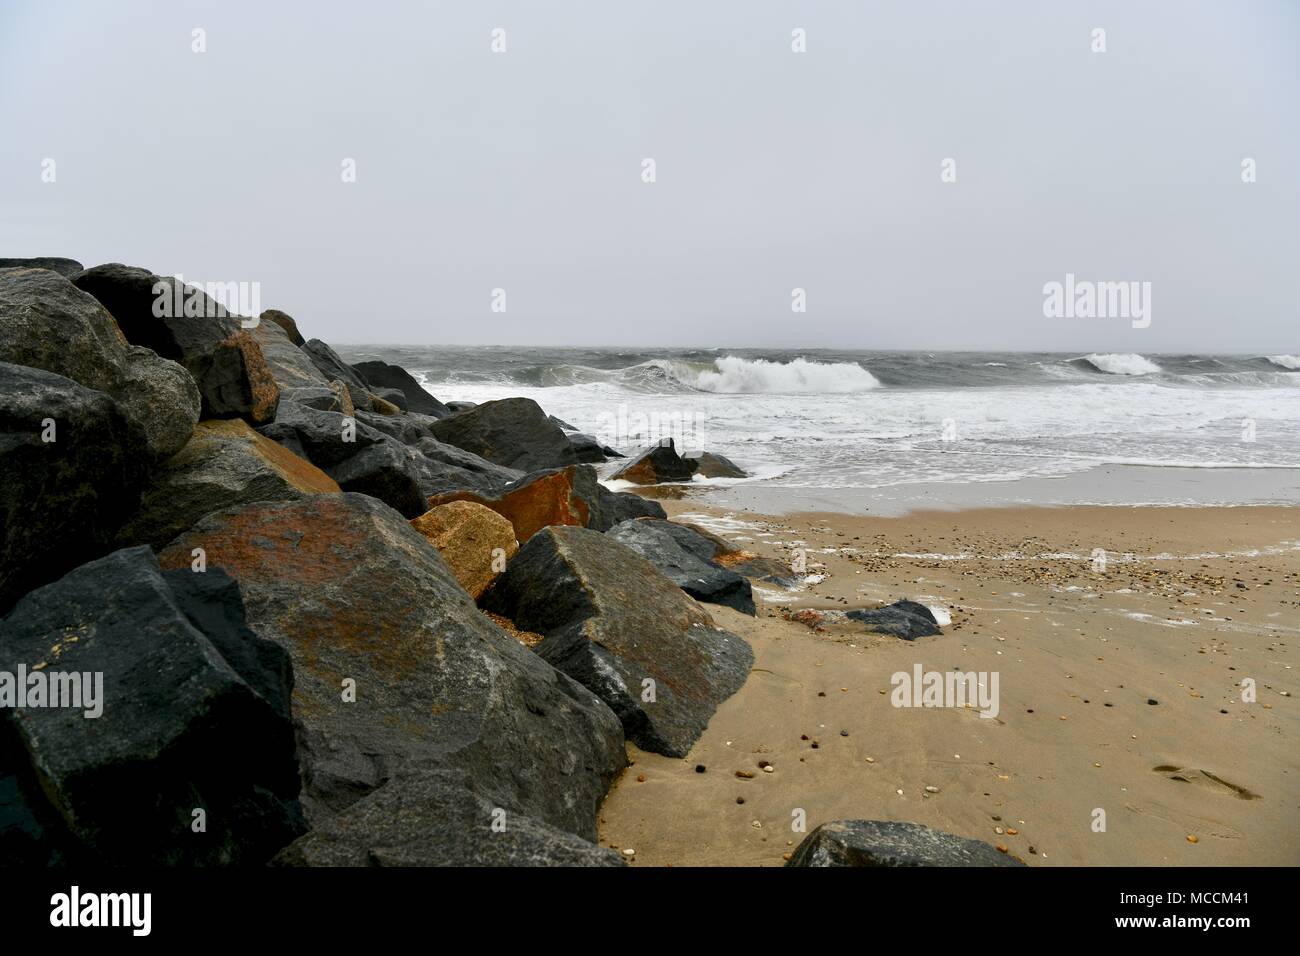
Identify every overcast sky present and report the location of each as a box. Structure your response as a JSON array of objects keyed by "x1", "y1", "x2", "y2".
[{"x1": 2, "y1": 1, "x2": 1296, "y2": 350}]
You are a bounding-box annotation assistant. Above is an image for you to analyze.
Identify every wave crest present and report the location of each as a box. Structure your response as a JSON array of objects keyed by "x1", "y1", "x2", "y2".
[
  {"x1": 690, "y1": 356, "x2": 882, "y2": 393},
  {"x1": 1077, "y1": 353, "x2": 1162, "y2": 376},
  {"x1": 1266, "y1": 354, "x2": 1300, "y2": 370}
]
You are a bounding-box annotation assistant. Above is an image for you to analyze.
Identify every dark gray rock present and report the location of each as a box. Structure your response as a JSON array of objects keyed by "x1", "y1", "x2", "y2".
[
  {"x1": 250, "y1": 319, "x2": 328, "y2": 392},
  {"x1": 72, "y1": 263, "x2": 278, "y2": 424},
  {"x1": 657, "y1": 521, "x2": 799, "y2": 587},
  {"x1": 0, "y1": 267, "x2": 199, "y2": 460},
  {"x1": 0, "y1": 547, "x2": 305, "y2": 865},
  {"x1": 410, "y1": 437, "x2": 524, "y2": 496},
  {"x1": 157, "y1": 494, "x2": 626, "y2": 838},
  {"x1": 370, "y1": 386, "x2": 408, "y2": 411},
  {"x1": 786, "y1": 820, "x2": 1025, "y2": 867},
  {"x1": 272, "y1": 770, "x2": 624, "y2": 867},
  {"x1": 609, "y1": 438, "x2": 697, "y2": 484},
  {"x1": 446, "y1": 401, "x2": 477, "y2": 412},
  {"x1": 549, "y1": 415, "x2": 577, "y2": 431},
  {"x1": 430, "y1": 397, "x2": 578, "y2": 472},
  {"x1": 352, "y1": 360, "x2": 451, "y2": 418},
  {"x1": 0, "y1": 363, "x2": 149, "y2": 613},
  {"x1": 607, "y1": 519, "x2": 755, "y2": 614},
  {"x1": 257, "y1": 400, "x2": 386, "y2": 467},
  {"x1": 278, "y1": 385, "x2": 344, "y2": 413},
  {"x1": 354, "y1": 408, "x2": 435, "y2": 444},
  {"x1": 0, "y1": 257, "x2": 83, "y2": 277},
  {"x1": 684, "y1": 451, "x2": 748, "y2": 478},
  {"x1": 302, "y1": 339, "x2": 370, "y2": 410},
  {"x1": 324, "y1": 438, "x2": 428, "y2": 518},
  {"x1": 567, "y1": 432, "x2": 609, "y2": 463},
  {"x1": 846, "y1": 599, "x2": 941, "y2": 640},
  {"x1": 481, "y1": 526, "x2": 753, "y2": 757}
]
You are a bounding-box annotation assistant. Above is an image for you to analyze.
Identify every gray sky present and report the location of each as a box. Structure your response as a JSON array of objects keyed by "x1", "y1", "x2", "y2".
[{"x1": 2, "y1": 0, "x2": 1296, "y2": 350}]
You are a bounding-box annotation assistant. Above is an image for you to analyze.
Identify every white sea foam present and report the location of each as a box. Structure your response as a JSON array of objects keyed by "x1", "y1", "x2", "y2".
[
  {"x1": 1267, "y1": 354, "x2": 1300, "y2": 370},
  {"x1": 1080, "y1": 353, "x2": 1162, "y2": 375},
  {"x1": 690, "y1": 356, "x2": 881, "y2": 394}
]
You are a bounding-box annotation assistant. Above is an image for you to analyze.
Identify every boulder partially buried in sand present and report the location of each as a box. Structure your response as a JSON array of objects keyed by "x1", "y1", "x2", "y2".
[
  {"x1": 846, "y1": 599, "x2": 942, "y2": 640},
  {"x1": 786, "y1": 820, "x2": 1025, "y2": 867},
  {"x1": 410, "y1": 500, "x2": 518, "y2": 599},
  {"x1": 481, "y1": 525, "x2": 753, "y2": 758},
  {"x1": 157, "y1": 493, "x2": 625, "y2": 840}
]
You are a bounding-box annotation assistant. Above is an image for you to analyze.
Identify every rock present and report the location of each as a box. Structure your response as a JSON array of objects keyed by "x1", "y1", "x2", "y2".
[
  {"x1": 409, "y1": 437, "x2": 524, "y2": 495},
  {"x1": 260, "y1": 308, "x2": 304, "y2": 346},
  {"x1": 157, "y1": 494, "x2": 625, "y2": 837},
  {"x1": 0, "y1": 547, "x2": 305, "y2": 864},
  {"x1": 409, "y1": 501, "x2": 518, "y2": 599},
  {"x1": 0, "y1": 267, "x2": 200, "y2": 461},
  {"x1": 258, "y1": 400, "x2": 386, "y2": 467},
  {"x1": 250, "y1": 319, "x2": 328, "y2": 392},
  {"x1": 846, "y1": 600, "x2": 942, "y2": 640},
  {"x1": 368, "y1": 392, "x2": 402, "y2": 415},
  {"x1": 609, "y1": 438, "x2": 697, "y2": 484},
  {"x1": 481, "y1": 526, "x2": 753, "y2": 757},
  {"x1": 684, "y1": 451, "x2": 748, "y2": 478},
  {"x1": 786, "y1": 820, "x2": 1025, "y2": 867},
  {"x1": 324, "y1": 438, "x2": 428, "y2": 518},
  {"x1": 429, "y1": 397, "x2": 578, "y2": 472},
  {"x1": 117, "y1": 419, "x2": 341, "y2": 549},
  {"x1": 660, "y1": 521, "x2": 798, "y2": 587},
  {"x1": 0, "y1": 257, "x2": 83, "y2": 277},
  {"x1": 590, "y1": 483, "x2": 668, "y2": 529},
  {"x1": 355, "y1": 409, "x2": 435, "y2": 444},
  {"x1": 567, "y1": 432, "x2": 609, "y2": 463},
  {"x1": 272, "y1": 770, "x2": 623, "y2": 867},
  {"x1": 446, "y1": 401, "x2": 477, "y2": 412},
  {"x1": 72, "y1": 264, "x2": 279, "y2": 424},
  {"x1": 0, "y1": 363, "x2": 149, "y2": 613},
  {"x1": 302, "y1": 339, "x2": 370, "y2": 410},
  {"x1": 428, "y1": 466, "x2": 594, "y2": 543},
  {"x1": 115, "y1": 346, "x2": 201, "y2": 461},
  {"x1": 352, "y1": 360, "x2": 451, "y2": 417},
  {"x1": 370, "y1": 387, "x2": 407, "y2": 412},
  {"x1": 607, "y1": 519, "x2": 755, "y2": 614},
  {"x1": 549, "y1": 415, "x2": 577, "y2": 431}
]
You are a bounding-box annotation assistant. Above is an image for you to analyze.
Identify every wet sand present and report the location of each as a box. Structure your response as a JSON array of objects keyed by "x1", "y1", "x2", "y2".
[{"x1": 596, "y1": 502, "x2": 1300, "y2": 866}]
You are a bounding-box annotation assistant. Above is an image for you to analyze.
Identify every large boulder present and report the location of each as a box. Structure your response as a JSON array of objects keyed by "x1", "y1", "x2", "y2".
[
  {"x1": 607, "y1": 519, "x2": 755, "y2": 614},
  {"x1": 657, "y1": 520, "x2": 798, "y2": 587},
  {"x1": 302, "y1": 339, "x2": 371, "y2": 410},
  {"x1": 409, "y1": 501, "x2": 518, "y2": 599},
  {"x1": 0, "y1": 257, "x2": 83, "y2": 277},
  {"x1": 72, "y1": 263, "x2": 278, "y2": 424},
  {"x1": 0, "y1": 364, "x2": 149, "y2": 613},
  {"x1": 609, "y1": 438, "x2": 697, "y2": 484},
  {"x1": 0, "y1": 547, "x2": 305, "y2": 865},
  {"x1": 481, "y1": 526, "x2": 753, "y2": 757},
  {"x1": 429, "y1": 397, "x2": 578, "y2": 472},
  {"x1": 273, "y1": 770, "x2": 624, "y2": 867},
  {"x1": 117, "y1": 419, "x2": 341, "y2": 549},
  {"x1": 786, "y1": 820, "x2": 1025, "y2": 867},
  {"x1": 352, "y1": 360, "x2": 451, "y2": 417},
  {"x1": 684, "y1": 451, "x2": 747, "y2": 478},
  {"x1": 250, "y1": 319, "x2": 329, "y2": 392},
  {"x1": 157, "y1": 494, "x2": 626, "y2": 838},
  {"x1": 566, "y1": 432, "x2": 609, "y2": 463},
  {"x1": 410, "y1": 437, "x2": 524, "y2": 495},
  {"x1": 846, "y1": 600, "x2": 942, "y2": 640},
  {"x1": 258, "y1": 400, "x2": 386, "y2": 467},
  {"x1": 428, "y1": 464, "x2": 664, "y2": 543},
  {"x1": 0, "y1": 267, "x2": 199, "y2": 460},
  {"x1": 323, "y1": 438, "x2": 428, "y2": 518}
]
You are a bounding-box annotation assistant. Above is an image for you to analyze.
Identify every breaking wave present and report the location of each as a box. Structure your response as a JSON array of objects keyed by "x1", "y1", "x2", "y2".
[{"x1": 1076, "y1": 352, "x2": 1162, "y2": 376}]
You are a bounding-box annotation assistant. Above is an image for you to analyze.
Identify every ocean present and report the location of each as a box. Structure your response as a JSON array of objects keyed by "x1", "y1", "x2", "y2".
[{"x1": 338, "y1": 347, "x2": 1300, "y2": 502}]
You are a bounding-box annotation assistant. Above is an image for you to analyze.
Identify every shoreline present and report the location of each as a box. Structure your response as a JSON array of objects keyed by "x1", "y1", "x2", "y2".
[{"x1": 596, "y1": 499, "x2": 1300, "y2": 866}]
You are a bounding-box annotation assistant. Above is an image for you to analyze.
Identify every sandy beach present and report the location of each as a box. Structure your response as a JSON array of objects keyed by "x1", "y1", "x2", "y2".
[{"x1": 597, "y1": 500, "x2": 1300, "y2": 866}]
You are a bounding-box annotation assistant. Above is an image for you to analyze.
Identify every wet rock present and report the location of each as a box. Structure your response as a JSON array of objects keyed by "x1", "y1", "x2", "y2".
[
  {"x1": 607, "y1": 519, "x2": 755, "y2": 614},
  {"x1": 0, "y1": 257, "x2": 83, "y2": 278},
  {"x1": 352, "y1": 360, "x2": 451, "y2": 418},
  {"x1": 117, "y1": 419, "x2": 340, "y2": 549},
  {"x1": 0, "y1": 547, "x2": 305, "y2": 864},
  {"x1": 0, "y1": 364, "x2": 149, "y2": 613},
  {"x1": 684, "y1": 451, "x2": 748, "y2": 478},
  {"x1": 429, "y1": 397, "x2": 578, "y2": 472},
  {"x1": 609, "y1": 438, "x2": 697, "y2": 484},
  {"x1": 409, "y1": 501, "x2": 518, "y2": 599},
  {"x1": 846, "y1": 600, "x2": 942, "y2": 640},
  {"x1": 567, "y1": 432, "x2": 610, "y2": 463},
  {"x1": 481, "y1": 525, "x2": 753, "y2": 757},
  {"x1": 157, "y1": 494, "x2": 625, "y2": 838},
  {"x1": 787, "y1": 820, "x2": 1025, "y2": 867},
  {"x1": 272, "y1": 770, "x2": 623, "y2": 867},
  {"x1": 323, "y1": 438, "x2": 428, "y2": 518}
]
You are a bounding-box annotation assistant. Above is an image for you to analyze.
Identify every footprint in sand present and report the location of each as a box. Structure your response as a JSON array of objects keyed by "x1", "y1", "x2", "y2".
[{"x1": 1152, "y1": 765, "x2": 1261, "y2": 801}]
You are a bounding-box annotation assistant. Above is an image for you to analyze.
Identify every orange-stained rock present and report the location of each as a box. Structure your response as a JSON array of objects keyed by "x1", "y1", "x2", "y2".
[
  {"x1": 223, "y1": 330, "x2": 280, "y2": 424},
  {"x1": 117, "y1": 418, "x2": 340, "y2": 548},
  {"x1": 409, "y1": 500, "x2": 518, "y2": 598},
  {"x1": 428, "y1": 466, "x2": 591, "y2": 543}
]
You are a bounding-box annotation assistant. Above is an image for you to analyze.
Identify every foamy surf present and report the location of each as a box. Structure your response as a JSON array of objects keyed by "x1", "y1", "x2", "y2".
[
  {"x1": 1078, "y1": 353, "x2": 1162, "y2": 376},
  {"x1": 690, "y1": 356, "x2": 881, "y2": 394}
]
